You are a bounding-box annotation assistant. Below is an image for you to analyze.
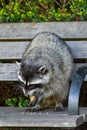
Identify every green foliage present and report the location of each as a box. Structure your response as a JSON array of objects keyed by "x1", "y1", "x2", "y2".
[
  {"x1": 0, "y1": 0, "x2": 87, "y2": 22},
  {"x1": 5, "y1": 97, "x2": 29, "y2": 107}
]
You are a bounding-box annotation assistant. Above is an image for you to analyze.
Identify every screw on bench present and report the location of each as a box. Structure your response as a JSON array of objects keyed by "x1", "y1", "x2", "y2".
[{"x1": 68, "y1": 66, "x2": 87, "y2": 115}]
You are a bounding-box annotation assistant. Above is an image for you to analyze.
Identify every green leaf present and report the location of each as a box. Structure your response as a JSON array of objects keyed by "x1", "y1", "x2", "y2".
[{"x1": 12, "y1": 97, "x2": 17, "y2": 103}]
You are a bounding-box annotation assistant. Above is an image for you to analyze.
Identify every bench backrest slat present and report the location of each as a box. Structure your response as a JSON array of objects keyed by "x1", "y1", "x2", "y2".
[
  {"x1": 0, "y1": 22, "x2": 87, "y2": 40},
  {"x1": 0, "y1": 41, "x2": 87, "y2": 60},
  {"x1": 0, "y1": 63, "x2": 87, "y2": 81}
]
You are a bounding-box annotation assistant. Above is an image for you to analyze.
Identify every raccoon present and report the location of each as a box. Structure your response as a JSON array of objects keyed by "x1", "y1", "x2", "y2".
[{"x1": 17, "y1": 32, "x2": 73, "y2": 111}]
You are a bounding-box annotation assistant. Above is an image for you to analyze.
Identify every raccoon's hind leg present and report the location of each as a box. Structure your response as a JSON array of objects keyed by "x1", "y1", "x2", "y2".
[{"x1": 54, "y1": 103, "x2": 64, "y2": 112}]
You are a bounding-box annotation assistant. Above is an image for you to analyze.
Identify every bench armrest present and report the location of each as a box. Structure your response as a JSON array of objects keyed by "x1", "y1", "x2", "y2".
[{"x1": 68, "y1": 66, "x2": 87, "y2": 115}]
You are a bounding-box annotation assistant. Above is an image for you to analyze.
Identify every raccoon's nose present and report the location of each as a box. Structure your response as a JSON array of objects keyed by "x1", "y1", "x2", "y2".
[
  {"x1": 24, "y1": 92, "x2": 29, "y2": 97},
  {"x1": 28, "y1": 95, "x2": 30, "y2": 99},
  {"x1": 25, "y1": 91, "x2": 30, "y2": 98}
]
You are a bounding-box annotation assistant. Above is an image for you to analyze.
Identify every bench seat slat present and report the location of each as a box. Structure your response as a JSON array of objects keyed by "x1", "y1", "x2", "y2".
[
  {"x1": 0, "y1": 114, "x2": 83, "y2": 127},
  {"x1": 0, "y1": 63, "x2": 87, "y2": 81},
  {"x1": 0, "y1": 41, "x2": 87, "y2": 60},
  {"x1": 0, "y1": 22, "x2": 87, "y2": 39},
  {"x1": 0, "y1": 107, "x2": 85, "y2": 128}
]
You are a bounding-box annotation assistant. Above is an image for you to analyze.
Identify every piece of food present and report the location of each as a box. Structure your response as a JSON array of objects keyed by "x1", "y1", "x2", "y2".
[{"x1": 30, "y1": 95, "x2": 36, "y2": 102}]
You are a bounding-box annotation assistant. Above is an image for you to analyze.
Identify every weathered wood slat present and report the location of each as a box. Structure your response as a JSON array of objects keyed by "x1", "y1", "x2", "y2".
[
  {"x1": 0, "y1": 114, "x2": 83, "y2": 127},
  {"x1": 0, "y1": 63, "x2": 18, "y2": 81},
  {"x1": 0, "y1": 22, "x2": 87, "y2": 40},
  {"x1": 0, "y1": 63, "x2": 87, "y2": 81},
  {"x1": 0, "y1": 42, "x2": 29, "y2": 60},
  {"x1": 0, "y1": 41, "x2": 87, "y2": 60},
  {"x1": 0, "y1": 107, "x2": 85, "y2": 127}
]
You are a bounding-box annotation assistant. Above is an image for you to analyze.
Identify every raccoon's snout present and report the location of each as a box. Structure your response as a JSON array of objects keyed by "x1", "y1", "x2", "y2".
[
  {"x1": 23, "y1": 88, "x2": 29, "y2": 97},
  {"x1": 22, "y1": 84, "x2": 42, "y2": 97}
]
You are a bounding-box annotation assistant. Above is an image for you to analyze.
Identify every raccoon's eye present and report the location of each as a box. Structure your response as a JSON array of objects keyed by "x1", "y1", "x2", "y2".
[{"x1": 38, "y1": 66, "x2": 48, "y2": 75}]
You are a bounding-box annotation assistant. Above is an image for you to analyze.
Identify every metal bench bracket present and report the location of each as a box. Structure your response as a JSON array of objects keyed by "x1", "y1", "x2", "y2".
[{"x1": 68, "y1": 66, "x2": 87, "y2": 115}]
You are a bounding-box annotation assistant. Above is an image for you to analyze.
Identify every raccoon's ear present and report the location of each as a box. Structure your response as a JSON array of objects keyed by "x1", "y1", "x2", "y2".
[
  {"x1": 38, "y1": 66, "x2": 47, "y2": 74},
  {"x1": 16, "y1": 61, "x2": 21, "y2": 68}
]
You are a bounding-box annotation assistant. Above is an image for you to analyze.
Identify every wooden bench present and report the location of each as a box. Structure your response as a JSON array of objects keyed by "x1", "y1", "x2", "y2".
[{"x1": 0, "y1": 22, "x2": 87, "y2": 129}]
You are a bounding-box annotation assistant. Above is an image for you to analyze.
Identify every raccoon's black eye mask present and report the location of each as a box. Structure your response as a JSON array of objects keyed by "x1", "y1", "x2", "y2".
[
  {"x1": 28, "y1": 84, "x2": 41, "y2": 90},
  {"x1": 19, "y1": 81, "x2": 41, "y2": 90}
]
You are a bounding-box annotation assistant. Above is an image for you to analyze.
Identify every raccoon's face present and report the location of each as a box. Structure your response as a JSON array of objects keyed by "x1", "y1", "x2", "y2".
[{"x1": 16, "y1": 60, "x2": 52, "y2": 97}]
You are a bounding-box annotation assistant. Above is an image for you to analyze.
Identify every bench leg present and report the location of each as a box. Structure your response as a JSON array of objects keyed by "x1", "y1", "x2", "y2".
[{"x1": 68, "y1": 66, "x2": 87, "y2": 115}]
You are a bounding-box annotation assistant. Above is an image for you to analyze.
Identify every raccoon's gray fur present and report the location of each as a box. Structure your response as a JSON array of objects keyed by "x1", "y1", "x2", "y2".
[{"x1": 17, "y1": 32, "x2": 73, "y2": 111}]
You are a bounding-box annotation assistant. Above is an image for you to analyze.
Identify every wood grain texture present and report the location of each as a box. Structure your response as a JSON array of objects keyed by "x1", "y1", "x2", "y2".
[
  {"x1": 0, "y1": 22, "x2": 87, "y2": 39},
  {"x1": 0, "y1": 42, "x2": 29, "y2": 60},
  {"x1": 0, "y1": 107, "x2": 85, "y2": 127},
  {"x1": 0, "y1": 63, "x2": 87, "y2": 81},
  {"x1": 0, "y1": 41, "x2": 87, "y2": 60},
  {"x1": 0, "y1": 63, "x2": 18, "y2": 81}
]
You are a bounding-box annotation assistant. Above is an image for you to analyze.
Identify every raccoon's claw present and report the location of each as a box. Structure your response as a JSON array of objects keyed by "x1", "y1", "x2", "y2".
[
  {"x1": 25, "y1": 107, "x2": 36, "y2": 112},
  {"x1": 54, "y1": 103, "x2": 64, "y2": 112},
  {"x1": 26, "y1": 104, "x2": 41, "y2": 112},
  {"x1": 26, "y1": 108, "x2": 39, "y2": 112}
]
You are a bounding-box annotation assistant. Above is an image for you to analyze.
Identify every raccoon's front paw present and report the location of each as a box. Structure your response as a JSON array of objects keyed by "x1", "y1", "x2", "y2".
[
  {"x1": 29, "y1": 100, "x2": 37, "y2": 107},
  {"x1": 26, "y1": 105, "x2": 41, "y2": 112},
  {"x1": 54, "y1": 103, "x2": 64, "y2": 112}
]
